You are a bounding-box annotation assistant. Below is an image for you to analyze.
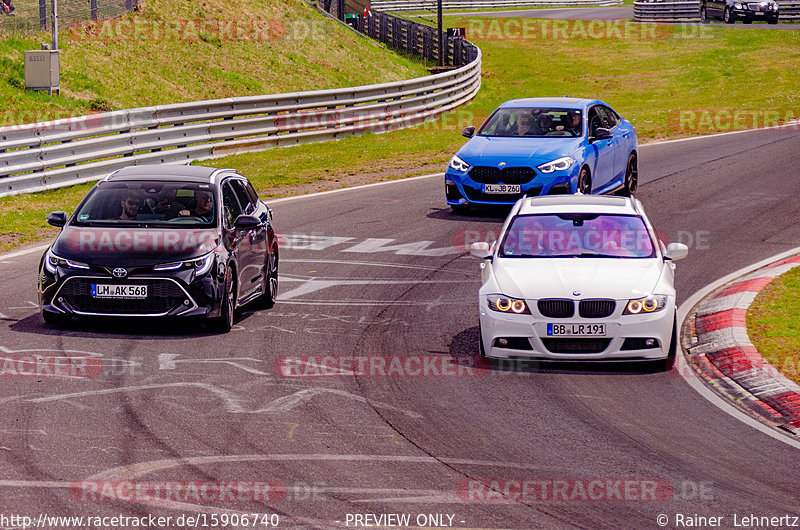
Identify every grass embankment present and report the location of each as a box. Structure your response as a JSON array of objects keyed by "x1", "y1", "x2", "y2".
[
  {"x1": 0, "y1": 0, "x2": 428, "y2": 250},
  {"x1": 2, "y1": 12, "x2": 800, "y2": 251},
  {"x1": 748, "y1": 266, "x2": 800, "y2": 385}
]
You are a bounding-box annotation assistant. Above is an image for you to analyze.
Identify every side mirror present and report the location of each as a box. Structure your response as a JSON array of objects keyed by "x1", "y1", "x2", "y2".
[
  {"x1": 233, "y1": 214, "x2": 261, "y2": 231},
  {"x1": 461, "y1": 126, "x2": 475, "y2": 139},
  {"x1": 665, "y1": 242, "x2": 688, "y2": 261},
  {"x1": 591, "y1": 127, "x2": 613, "y2": 141},
  {"x1": 469, "y1": 241, "x2": 492, "y2": 259},
  {"x1": 46, "y1": 211, "x2": 67, "y2": 227}
]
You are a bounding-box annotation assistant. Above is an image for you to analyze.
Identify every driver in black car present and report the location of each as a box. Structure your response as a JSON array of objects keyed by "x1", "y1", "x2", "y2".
[{"x1": 177, "y1": 189, "x2": 215, "y2": 222}]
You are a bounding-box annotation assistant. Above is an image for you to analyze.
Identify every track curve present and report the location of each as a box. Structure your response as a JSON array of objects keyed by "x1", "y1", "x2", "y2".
[{"x1": 1, "y1": 125, "x2": 800, "y2": 527}]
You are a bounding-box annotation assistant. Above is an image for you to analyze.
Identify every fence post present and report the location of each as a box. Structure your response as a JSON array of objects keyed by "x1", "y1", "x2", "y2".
[
  {"x1": 39, "y1": 0, "x2": 47, "y2": 30},
  {"x1": 91, "y1": 0, "x2": 98, "y2": 19}
]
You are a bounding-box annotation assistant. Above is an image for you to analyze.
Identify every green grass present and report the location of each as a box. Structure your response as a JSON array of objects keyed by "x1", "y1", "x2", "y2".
[
  {"x1": 0, "y1": 0, "x2": 428, "y2": 123},
  {"x1": 748, "y1": 265, "x2": 800, "y2": 385},
  {"x1": 3, "y1": 12, "x2": 800, "y2": 252}
]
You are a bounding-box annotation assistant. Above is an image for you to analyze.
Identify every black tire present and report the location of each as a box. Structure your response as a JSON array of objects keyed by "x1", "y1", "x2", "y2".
[
  {"x1": 258, "y1": 246, "x2": 279, "y2": 309},
  {"x1": 618, "y1": 153, "x2": 638, "y2": 197},
  {"x1": 577, "y1": 167, "x2": 591, "y2": 194},
  {"x1": 768, "y1": 15, "x2": 778, "y2": 24},
  {"x1": 42, "y1": 311, "x2": 66, "y2": 325},
  {"x1": 724, "y1": 7, "x2": 735, "y2": 23},
  {"x1": 211, "y1": 267, "x2": 235, "y2": 333},
  {"x1": 700, "y1": 5, "x2": 708, "y2": 22},
  {"x1": 661, "y1": 316, "x2": 678, "y2": 372}
]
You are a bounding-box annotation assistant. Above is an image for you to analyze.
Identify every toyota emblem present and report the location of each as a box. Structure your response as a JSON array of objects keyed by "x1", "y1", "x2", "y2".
[{"x1": 112, "y1": 267, "x2": 128, "y2": 278}]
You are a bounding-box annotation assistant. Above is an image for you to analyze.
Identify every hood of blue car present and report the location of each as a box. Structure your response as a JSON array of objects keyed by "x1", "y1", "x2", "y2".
[{"x1": 458, "y1": 136, "x2": 582, "y2": 165}]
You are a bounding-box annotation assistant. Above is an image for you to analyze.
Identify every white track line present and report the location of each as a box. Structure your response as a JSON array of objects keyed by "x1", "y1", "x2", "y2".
[{"x1": 677, "y1": 246, "x2": 800, "y2": 449}]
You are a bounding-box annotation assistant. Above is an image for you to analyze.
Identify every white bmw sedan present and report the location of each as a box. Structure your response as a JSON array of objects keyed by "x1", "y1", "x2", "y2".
[{"x1": 470, "y1": 195, "x2": 688, "y2": 369}]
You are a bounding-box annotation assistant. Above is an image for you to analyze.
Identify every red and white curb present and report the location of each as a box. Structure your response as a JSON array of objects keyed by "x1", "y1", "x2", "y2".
[{"x1": 684, "y1": 255, "x2": 800, "y2": 435}]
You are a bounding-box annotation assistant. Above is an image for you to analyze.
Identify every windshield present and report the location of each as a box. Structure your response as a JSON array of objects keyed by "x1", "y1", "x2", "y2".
[
  {"x1": 499, "y1": 213, "x2": 656, "y2": 258},
  {"x1": 72, "y1": 180, "x2": 216, "y2": 227},
  {"x1": 478, "y1": 108, "x2": 583, "y2": 138}
]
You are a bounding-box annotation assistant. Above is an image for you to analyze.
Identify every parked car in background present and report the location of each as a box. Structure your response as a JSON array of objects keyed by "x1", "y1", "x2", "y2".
[
  {"x1": 38, "y1": 165, "x2": 279, "y2": 333},
  {"x1": 701, "y1": 0, "x2": 779, "y2": 23},
  {"x1": 445, "y1": 97, "x2": 638, "y2": 213}
]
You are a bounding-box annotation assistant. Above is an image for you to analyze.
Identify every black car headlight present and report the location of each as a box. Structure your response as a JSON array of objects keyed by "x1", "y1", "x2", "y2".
[
  {"x1": 487, "y1": 295, "x2": 531, "y2": 314},
  {"x1": 44, "y1": 249, "x2": 89, "y2": 274},
  {"x1": 153, "y1": 252, "x2": 215, "y2": 277},
  {"x1": 623, "y1": 295, "x2": 667, "y2": 315}
]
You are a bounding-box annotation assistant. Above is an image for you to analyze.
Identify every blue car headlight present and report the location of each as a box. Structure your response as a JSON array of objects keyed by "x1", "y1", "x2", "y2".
[
  {"x1": 537, "y1": 156, "x2": 575, "y2": 174},
  {"x1": 448, "y1": 155, "x2": 471, "y2": 173}
]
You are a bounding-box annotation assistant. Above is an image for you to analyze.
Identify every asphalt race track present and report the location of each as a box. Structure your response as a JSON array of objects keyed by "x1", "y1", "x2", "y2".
[{"x1": 1, "y1": 125, "x2": 800, "y2": 528}]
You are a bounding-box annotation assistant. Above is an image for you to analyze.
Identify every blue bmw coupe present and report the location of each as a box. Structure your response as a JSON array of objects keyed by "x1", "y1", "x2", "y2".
[{"x1": 445, "y1": 98, "x2": 638, "y2": 212}]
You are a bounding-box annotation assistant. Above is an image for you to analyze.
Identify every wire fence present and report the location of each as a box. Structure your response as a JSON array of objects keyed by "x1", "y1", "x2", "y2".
[{"x1": 0, "y1": 0, "x2": 138, "y2": 33}]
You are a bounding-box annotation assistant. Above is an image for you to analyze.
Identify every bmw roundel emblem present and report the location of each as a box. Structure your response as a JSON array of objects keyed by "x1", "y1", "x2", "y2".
[
  {"x1": 498, "y1": 162, "x2": 507, "y2": 167},
  {"x1": 573, "y1": 290, "x2": 581, "y2": 297},
  {"x1": 112, "y1": 267, "x2": 128, "y2": 278}
]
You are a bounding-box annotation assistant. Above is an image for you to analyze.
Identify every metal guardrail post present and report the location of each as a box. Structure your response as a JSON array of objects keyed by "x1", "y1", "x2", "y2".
[{"x1": 39, "y1": 0, "x2": 47, "y2": 30}]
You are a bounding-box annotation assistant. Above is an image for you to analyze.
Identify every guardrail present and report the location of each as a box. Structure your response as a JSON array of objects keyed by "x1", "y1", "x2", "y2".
[
  {"x1": 634, "y1": 0, "x2": 800, "y2": 21},
  {"x1": 0, "y1": 11, "x2": 480, "y2": 197},
  {"x1": 1, "y1": 0, "x2": 139, "y2": 32},
  {"x1": 373, "y1": 0, "x2": 621, "y2": 10},
  {"x1": 633, "y1": 0, "x2": 698, "y2": 20}
]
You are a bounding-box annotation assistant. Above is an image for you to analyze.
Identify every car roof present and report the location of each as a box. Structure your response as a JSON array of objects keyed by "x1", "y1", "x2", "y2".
[
  {"x1": 104, "y1": 165, "x2": 236, "y2": 183},
  {"x1": 517, "y1": 195, "x2": 641, "y2": 216},
  {"x1": 497, "y1": 97, "x2": 602, "y2": 110}
]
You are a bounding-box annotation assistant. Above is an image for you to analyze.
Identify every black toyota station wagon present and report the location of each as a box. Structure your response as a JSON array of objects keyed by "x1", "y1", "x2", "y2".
[{"x1": 38, "y1": 165, "x2": 279, "y2": 332}]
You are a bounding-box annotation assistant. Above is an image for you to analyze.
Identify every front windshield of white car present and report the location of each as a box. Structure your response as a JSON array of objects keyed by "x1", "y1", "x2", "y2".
[
  {"x1": 478, "y1": 108, "x2": 582, "y2": 138},
  {"x1": 499, "y1": 213, "x2": 656, "y2": 258}
]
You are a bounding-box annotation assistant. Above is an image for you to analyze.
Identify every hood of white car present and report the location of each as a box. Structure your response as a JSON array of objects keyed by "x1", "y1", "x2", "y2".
[{"x1": 491, "y1": 258, "x2": 668, "y2": 300}]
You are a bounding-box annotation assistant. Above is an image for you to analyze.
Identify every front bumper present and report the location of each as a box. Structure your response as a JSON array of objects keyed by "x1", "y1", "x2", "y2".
[
  {"x1": 731, "y1": 4, "x2": 779, "y2": 18},
  {"x1": 445, "y1": 168, "x2": 575, "y2": 206},
  {"x1": 478, "y1": 297, "x2": 675, "y2": 361},
  {"x1": 39, "y1": 267, "x2": 224, "y2": 320}
]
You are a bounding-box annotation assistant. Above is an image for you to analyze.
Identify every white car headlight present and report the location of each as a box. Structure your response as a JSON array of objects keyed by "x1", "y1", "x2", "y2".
[
  {"x1": 623, "y1": 295, "x2": 668, "y2": 315},
  {"x1": 448, "y1": 155, "x2": 470, "y2": 173},
  {"x1": 537, "y1": 156, "x2": 575, "y2": 174},
  {"x1": 734, "y1": 2, "x2": 743, "y2": 8},
  {"x1": 44, "y1": 248, "x2": 89, "y2": 274},
  {"x1": 487, "y1": 295, "x2": 530, "y2": 314}
]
